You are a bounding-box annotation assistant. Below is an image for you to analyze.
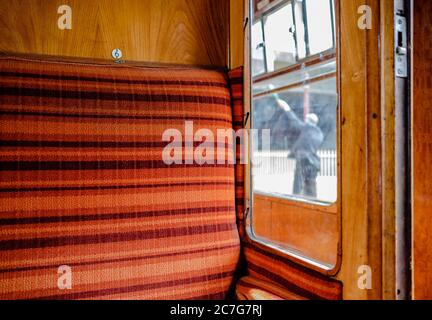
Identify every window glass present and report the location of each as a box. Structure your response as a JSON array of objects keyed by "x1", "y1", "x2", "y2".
[
  {"x1": 306, "y1": 0, "x2": 334, "y2": 55},
  {"x1": 250, "y1": 0, "x2": 338, "y2": 268},
  {"x1": 293, "y1": 0, "x2": 307, "y2": 59},
  {"x1": 253, "y1": 59, "x2": 336, "y2": 95},
  {"x1": 331, "y1": 0, "x2": 336, "y2": 44},
  {"x1": 252, "y1": 76, "x2": 337, "y2": 203},
  {"x1": 263, "y1": 4, "x2": 297, "y2": 72},
  {"x1": 252, "y1": 21, "x2": 266, "y2": 76}
]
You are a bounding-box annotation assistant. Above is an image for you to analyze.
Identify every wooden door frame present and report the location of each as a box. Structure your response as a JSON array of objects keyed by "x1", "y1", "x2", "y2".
[
  {"x1": 231, "y1": 0, "x2": 399, "y2": 300},
  {"x1": 411, "y1": 0, "x2": 432, "y2": 300}
]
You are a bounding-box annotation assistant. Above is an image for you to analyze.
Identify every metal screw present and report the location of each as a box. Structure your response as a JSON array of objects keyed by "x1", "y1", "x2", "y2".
[{"x1": 112, "y1": 49, "x2": 123, "y2": 60}]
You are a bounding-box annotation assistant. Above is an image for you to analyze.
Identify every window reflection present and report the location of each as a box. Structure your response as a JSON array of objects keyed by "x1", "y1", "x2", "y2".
[
  {"x1": 263, "y1": 4, "x2": 297, "y2": 72},
  {"x1": 252, "y1": 21, "x2": 266, "y2": 77},
  {"x1": 253, "y1": 0, "x2": 336, "y2": 75},
  {"x1": 293, "y1": 1, "x2": 307, "y2": 59},
  {"x1": 252, "y1": 77, "x2": 337, "y2": 203},
  {"x1": 306, "y1": 0, "x2": 334, "y2": 55}
]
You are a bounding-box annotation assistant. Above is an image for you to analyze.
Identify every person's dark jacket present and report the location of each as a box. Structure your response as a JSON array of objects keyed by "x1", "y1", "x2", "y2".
[{"x1": 285, "y1": 110, "x2": 324, "y2": 170}]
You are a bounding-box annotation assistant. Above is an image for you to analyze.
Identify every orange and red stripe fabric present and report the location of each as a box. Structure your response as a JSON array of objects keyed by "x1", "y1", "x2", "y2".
[
  {"x1": 227, "y1": 67, "x2": 245, "y2": 236},
  {"x1": 243, "y1": 244, "x2": 342, "y2": 300},
  {"x1": 0, "y1": 57, "x2": 241, "y2": 299}
]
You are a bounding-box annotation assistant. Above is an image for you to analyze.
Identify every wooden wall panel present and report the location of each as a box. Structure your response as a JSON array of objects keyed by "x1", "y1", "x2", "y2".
[
  {"x1": 412, "y1": 0, "x2": 432, "y2": 300},
  {"x1": 229, "y1": 0, "x2": 245, "y2": 68},
  {"x1": 337, "y1": 0, "x2": 383, "y2": 300},
  {"x1": 252, "y1": 194, "x2": 338, "y2": 267},
  {"x1": 0, "y1": 0, "x2": 229, "y2": 66},
  {"x1": 380, "y1": 0, "x2": 396, "y2": 300}
]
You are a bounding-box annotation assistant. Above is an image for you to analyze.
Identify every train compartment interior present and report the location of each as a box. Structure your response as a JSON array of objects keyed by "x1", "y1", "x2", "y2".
[{"x1": 0, "y1": 0, "x2": 431, "y2": 302}]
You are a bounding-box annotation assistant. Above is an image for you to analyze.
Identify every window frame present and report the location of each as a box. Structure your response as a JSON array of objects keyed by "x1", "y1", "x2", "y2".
[
  {"x1": 253, "y1": 0, "x2": 336, "y2": 78},
  {"x1": 246, "y1": 0, "x2": 342, "y2": 275},
  {"x1": 251, "y1": 20, "x2": 267, "y2": 77}
]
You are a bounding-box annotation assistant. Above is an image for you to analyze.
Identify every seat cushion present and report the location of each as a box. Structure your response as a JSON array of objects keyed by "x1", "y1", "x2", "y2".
[
  {"x1": 0, "y1": 57, "x2": 241, "y2": 299},
  {"x1": 236, "y1": 276, "x2": 306, "y2": 300}
]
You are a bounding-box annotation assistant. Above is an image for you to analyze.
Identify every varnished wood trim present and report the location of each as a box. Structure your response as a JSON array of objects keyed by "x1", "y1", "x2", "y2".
[
  {"x1": 380, "y1": 0, "x2": 396, "y2": 300},
  {"x1": 337, "y1": 0, "x2": 383, "y2": 300},
  {"x1": 230, "y1": 0, "x2": 245, "y2": 69},
  {"x1": 253, "y1": 192, "x2": 337, "y2": 214},
  {"x1": 253, "y1": 50, "x2": 336, "y2": 83},
  {"x1": 253, "y1": 72, "x2": 336, "y2": 99},
  {"x1": 0, "y1": 52, "x2": 227, "y2": 71},
  {"x1": 412, "y1": 0, "x2": 432, "y2": 300}
]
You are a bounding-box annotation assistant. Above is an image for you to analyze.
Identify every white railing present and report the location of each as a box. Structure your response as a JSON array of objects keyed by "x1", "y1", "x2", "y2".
[{"x1": 253, "y1": 150, "x2": 337, "y2": 177}]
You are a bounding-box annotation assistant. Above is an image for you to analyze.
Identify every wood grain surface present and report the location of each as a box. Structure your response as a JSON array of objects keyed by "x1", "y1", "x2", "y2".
[
  {"x1": 0, "y1": 0, "x2": 229, "y2": 66},
  {"x1": 412, "y1": 0, "x2": 432, "y2": 300}
]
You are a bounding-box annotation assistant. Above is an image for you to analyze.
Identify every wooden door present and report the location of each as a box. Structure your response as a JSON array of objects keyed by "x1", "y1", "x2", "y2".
[{"x1": 411, "y1": 0, "x2": 432, "y2": 300}]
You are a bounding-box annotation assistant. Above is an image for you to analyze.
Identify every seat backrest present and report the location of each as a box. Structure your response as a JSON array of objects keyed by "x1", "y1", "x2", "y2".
[{"x1": 0, "y1": 57, "x2": 240, "y2": 299}]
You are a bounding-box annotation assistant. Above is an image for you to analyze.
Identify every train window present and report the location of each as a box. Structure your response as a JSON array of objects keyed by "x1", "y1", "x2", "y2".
[
  {"x1": 305, "y1": 0, "x2": 335, "y2": 55},
  {"x1": 293, "y1": 0, "x2": 307, "y2": 59},
  {"x1": 252, "y1": 76, "x2": 337, "y2": 203},
  {"x1": 252, "y1": 21, "x2": 266, "y2": 77},
  {"x1": 253, "y1": 0, "x2": 336, "y2": 75},
  {"x1": 262, "y1": 3, "x2": 297, "y2": 73},
  {"x1": 250, "y1": 0, "x2": 339, "y2": 268}
]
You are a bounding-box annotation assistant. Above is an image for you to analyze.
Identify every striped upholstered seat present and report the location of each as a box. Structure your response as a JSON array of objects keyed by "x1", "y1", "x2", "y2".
[{"x1": 0, "y1": 57, "x2": 241, "y2": 299}]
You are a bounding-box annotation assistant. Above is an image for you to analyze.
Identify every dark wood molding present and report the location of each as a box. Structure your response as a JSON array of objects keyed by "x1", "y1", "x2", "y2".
[
  {"x1": 0, "y1": 52, "x2": 227, "y2": 72},
  {"x1": 253, "y1": 50, "x2": 336, "y2": 83},
  {"x1": 254, "y1": 72, "x2": 336, "y2": 98}
]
